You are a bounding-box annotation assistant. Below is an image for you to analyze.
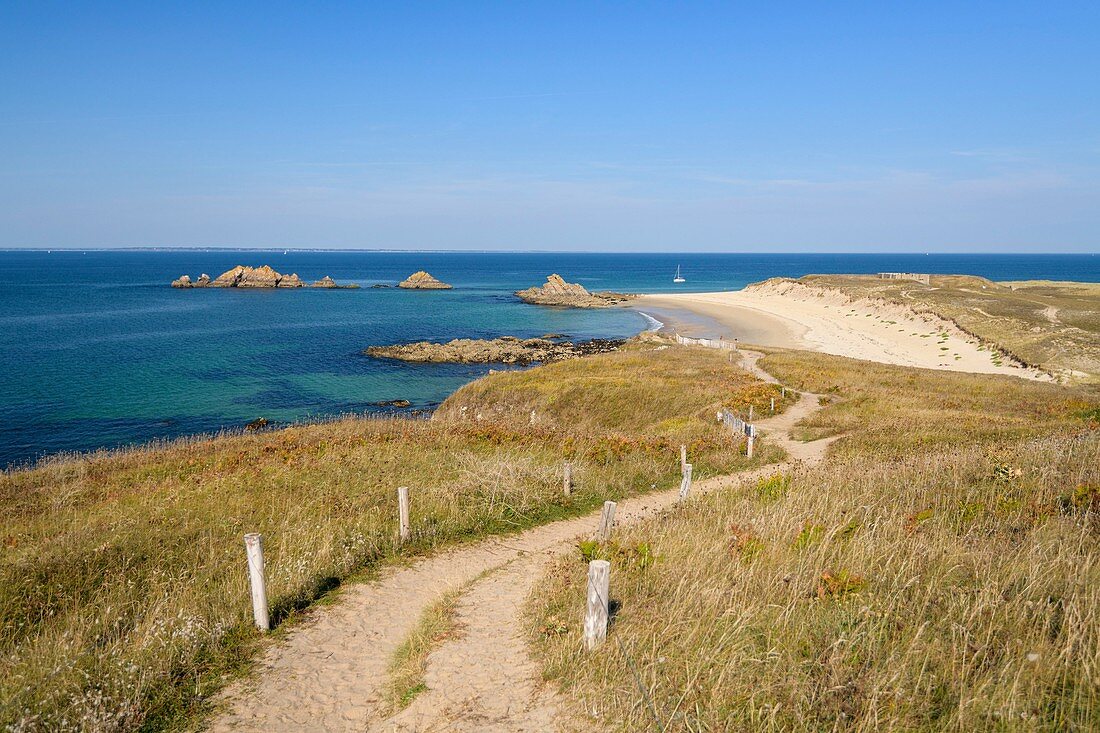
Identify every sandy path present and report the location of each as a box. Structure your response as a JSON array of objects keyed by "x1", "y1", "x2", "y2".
[
  {"x1": 210, "y1": 351, "x2": 831, "y2": 732},
  {"x1": 634, "y1": 283, "x2": 1051, "y2": 381}
]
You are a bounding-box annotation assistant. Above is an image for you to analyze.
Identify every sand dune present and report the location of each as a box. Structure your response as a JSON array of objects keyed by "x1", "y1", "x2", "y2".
[{"x1": 634, "y1": 280, "x2": 1051, "y2": 380}]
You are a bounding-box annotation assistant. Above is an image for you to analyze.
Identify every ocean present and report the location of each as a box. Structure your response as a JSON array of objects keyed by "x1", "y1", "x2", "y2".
[{"x1": 1, "y1": 250, "x2": 1097, "y2": 468}]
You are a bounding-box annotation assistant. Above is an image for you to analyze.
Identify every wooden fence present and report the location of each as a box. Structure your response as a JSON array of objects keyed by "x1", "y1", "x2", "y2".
[{"x1": 674, "y1": 334, "x2": 738, "y2": 350}]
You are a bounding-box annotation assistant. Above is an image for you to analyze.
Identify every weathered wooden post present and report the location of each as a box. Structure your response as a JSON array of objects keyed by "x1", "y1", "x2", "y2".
[
  {"x1": 243, "y1": 533, "x2": 270, "y2": 631},
  {"x1": 678, "y1": 463, "x2": 693, "y2": 500},
  {"x1": 680, "y1": 444, "x2": 687, "y2": 472},
  {"x1": 748, "y1": 405, "x2": 754, "y2": 421},
  {"x1": 584, "y1": 559, "x2": 610, "y2": 650},
  {"x1": 781, "y1": 387, "x2": 786, "y2": 398},
  {"x1": 746, "y1": 429, "x2": 755, "y2": 459},
  {"x1": 397, "y1": 486, "x2": 410, "y2": 542},
  {"x1": 770, "y1": 397, "x2": 775, "y2": 412},
  {"x1": 563, "y1": 461, "x2": 573, "y2": 496},
  {"x1": 598, "y1": 500, "x2": 617, "y2": 539}
]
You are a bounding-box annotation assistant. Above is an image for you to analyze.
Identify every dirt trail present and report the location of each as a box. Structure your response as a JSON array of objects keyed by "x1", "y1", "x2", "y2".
[{"x1": 210, "y1": 351, "x2": 834, "y2": 732}]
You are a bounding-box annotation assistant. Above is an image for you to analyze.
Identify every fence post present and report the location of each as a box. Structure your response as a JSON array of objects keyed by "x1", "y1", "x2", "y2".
[
  {"x1": 748, "y1": 405, "x2": 754, "y2": 421},
  {"x1": 598, "y1": 500, "x2": 617, "y2": 539},
  {"x1": 397, "y1": 486, "x2": 410, "y2": 542},
  {"x1": 563, "y1": 462, "x2": 573, "y2": 496},
  {"x1": 243, "y1": 533, "x2": 270, "y2": 631},
  {"x1": 770, "y1": 397, "x2": 775, "y2": 412},
  {"x1": 678, "y1": 463, "x2": 693, "y2": 500},
  {"x1": 746, "y1": 433, "x2": 755, "y2": 459},
  {"x1": 680, "y1": 444, "x2": 687, "y2": 473},
  {"x1": 781, "y1": 387, "x2": 786, "y2": 398},
  {"x1": 584, "y1": 560, "x2": 611, "y2": 650}
]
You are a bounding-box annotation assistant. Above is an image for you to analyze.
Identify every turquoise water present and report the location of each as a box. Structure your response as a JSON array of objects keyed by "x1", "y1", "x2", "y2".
[{"x1": 1, "y1": 250, "x2": 1097, "y2": 467}]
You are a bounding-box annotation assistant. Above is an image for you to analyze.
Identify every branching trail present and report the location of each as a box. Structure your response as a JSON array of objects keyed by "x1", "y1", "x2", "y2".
[{"x1": 210, "y1": 351, "x2": 836, "y2": 732}]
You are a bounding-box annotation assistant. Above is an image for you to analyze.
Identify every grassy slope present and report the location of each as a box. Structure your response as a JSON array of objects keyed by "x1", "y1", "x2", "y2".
[
  {"x1": 798, "y1": 274, "x2": 1100, "y2": 382},
  {"x1": 437, "y1": 337, "x2": 791, "y2": 438},
  {"x1": 531, "y1": 351, "x2": 1100, "y2": 731},
  {"x1": 0, "y1": 340, "x2": 777, "y2": 731}
]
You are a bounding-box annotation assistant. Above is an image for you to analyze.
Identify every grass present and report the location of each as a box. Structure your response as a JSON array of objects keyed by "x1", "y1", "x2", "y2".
[
  {"x1": 436, "y1": 336, "x2": 791, "y2": 439},
  {"x1": 384, "y1": 587, "x2": 464, "y2": 712},
  {"x1": 0, "y1": 338, "x2": 779, "y2": 731},
  {"x1": 797, "y1": 274, "x2": 1100, "y2": 383},
  {"x1": 529, "y1": 350, "x2": 1100, "y2": 731}
]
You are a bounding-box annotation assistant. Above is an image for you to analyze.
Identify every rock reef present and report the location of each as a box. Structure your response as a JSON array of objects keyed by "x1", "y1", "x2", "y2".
[
  {"x1": 398, "y1": 271, "x2": 452, "y2": 289},
  {"x1": 171, "y1": 266, "x2": 357, "y2": 289},
  {"x1": 514, "y1": 274, "x2": 636, "y2": 308},
  {"x1": 365, "y1": 336, "x2": 624, "y2": 365}
]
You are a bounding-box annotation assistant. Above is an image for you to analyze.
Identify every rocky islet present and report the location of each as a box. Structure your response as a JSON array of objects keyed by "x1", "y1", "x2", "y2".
[
  {"x1": 514, "y1": 274, "x2": 636, "y2": 308},
  {"x1": 171, "y1": 265, "x2": 358, "y2": 289},
  {"x1": 365, "y1": 336, "x2": 625, "y2": 365}
]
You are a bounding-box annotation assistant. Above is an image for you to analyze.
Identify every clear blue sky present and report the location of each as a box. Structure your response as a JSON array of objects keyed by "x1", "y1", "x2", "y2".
[{"x1": 1, "y1": 2, "x2": 1098, "y2": 251}]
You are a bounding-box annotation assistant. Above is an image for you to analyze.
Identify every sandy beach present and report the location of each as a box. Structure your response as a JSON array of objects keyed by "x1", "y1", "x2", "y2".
[{"x1": 633, "y1": 283, "x2": 1051, "y2": 380}]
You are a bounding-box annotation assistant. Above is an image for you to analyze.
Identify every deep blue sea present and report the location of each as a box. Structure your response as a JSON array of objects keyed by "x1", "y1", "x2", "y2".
[{"x1": 1, "y1": 250, "x2": 1097, "y2": 468}]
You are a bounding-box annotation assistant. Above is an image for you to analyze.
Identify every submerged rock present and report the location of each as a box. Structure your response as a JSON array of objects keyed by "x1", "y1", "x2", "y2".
[
  {"x1": 398, "y1": 271, "x2": 452, "y2": 289},
  {"x1": 365, "y1": 336, "x2": 624, "y2": 365},
  {"x1": 171, "y1": 265, "x2": 355, "y2": 289},
  {"x1": 514, "y1": 274, "x2": 636, "y2": 308},
  {"x1": 371, "y1": 399, "x2": 412, "y2": 408}
]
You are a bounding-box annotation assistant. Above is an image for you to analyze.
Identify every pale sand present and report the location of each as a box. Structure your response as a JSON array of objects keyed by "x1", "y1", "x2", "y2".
[
  {"x1": 210, "y1": 353, "x2": 834, "y2": 732},
  {"x1": 634, "y1": 282, "x2": 1051, "y2": 380}
]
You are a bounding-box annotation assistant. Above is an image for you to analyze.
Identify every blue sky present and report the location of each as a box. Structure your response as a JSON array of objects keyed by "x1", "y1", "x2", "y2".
[{"x1": 1, "y1": 2, "x2": 1098, "y2": 251}]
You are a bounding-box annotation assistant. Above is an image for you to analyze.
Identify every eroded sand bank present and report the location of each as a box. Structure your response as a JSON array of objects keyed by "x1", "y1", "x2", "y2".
[{"x1": 633, "y1": 281, "x2": 1051, "y2": 380}]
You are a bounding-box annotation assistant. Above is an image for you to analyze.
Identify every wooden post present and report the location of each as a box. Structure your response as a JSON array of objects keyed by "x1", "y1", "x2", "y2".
[
  {"x1": 748, "y1": 405, "x2": 754, "y2": 421},
  {"x1": 598, "y1": 500, "x2": 617, "y2": 540},
  {"x1": 397, "y1": 486, "x2": 410, "y2": 542},
  {"x1": 746, "y1": 434, "x2": 755, "y2": 459},
  {"x1": 770, "y1": 397, "x2": 775, "y2": 412},
  {"x1": 243, "y1": 533, "x2": 270, "y2": 631},
  {"x1": 563, "y1": 462, "x2": 573, "y2": 496},
  {"x1": 584, "y1": 559, "x2": 610, "y2": 650},
  {"x1": 678, "y1": 463, "x2": 693, "y2": 500},
  {"x1": 680, "y1": 444, "x2": 687, "y2": 473},
  {"x1": 781, "y1": 387, "x2": 786, "y2": 398}
]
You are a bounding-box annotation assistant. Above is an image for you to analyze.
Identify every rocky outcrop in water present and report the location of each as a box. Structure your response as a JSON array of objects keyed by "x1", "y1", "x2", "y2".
[
  {"x1": 365, "y1": 336, "x2": 624, "y2": 365},
  {"x1": 398, "y1": 271, "x2": 452, "y2": 289},
  {"x1": 514, "y1": 274, "x2": 636, "y2": 308},
  {"x1": 171, "y1": 265, "x2": 357, "y2": 289}
]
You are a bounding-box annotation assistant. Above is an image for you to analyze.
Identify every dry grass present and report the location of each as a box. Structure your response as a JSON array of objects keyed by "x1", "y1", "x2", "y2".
[
  {"x1": 799, "y1": 274, "x2": 1100, "y2": 382},
  {"x1": 0, "y1": 341, "x2": 777, "y2": 731},
  {"x1": 384, "y1": 587, "x2": 464, "y2": 712},
  {"x1": 437, "y1": 337, "x2": 791, "y2": 440},
  {"x1": 530, "y1": 351, "x2": 1100, "y2": 731}
]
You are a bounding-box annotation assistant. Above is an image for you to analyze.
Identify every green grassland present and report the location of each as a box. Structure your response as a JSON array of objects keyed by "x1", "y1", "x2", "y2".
[
  {"x1": 797, "y1": 274, "x2": 1100, "y2": 383},
  {"x1": 0, "y1": 339, "x2": 775, "y2": 731},
  {"x1": 530, "y1": 350, "x2": 1100, "y2": 731}
]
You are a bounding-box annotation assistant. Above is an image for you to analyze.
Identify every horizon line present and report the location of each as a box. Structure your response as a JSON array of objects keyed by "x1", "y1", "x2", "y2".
[{"x1": 0, "y1": 247, "x2": 1096, "y2": 255}]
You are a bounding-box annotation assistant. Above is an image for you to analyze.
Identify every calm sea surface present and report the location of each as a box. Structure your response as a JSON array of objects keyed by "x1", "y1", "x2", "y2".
[{"x1": 1, "y1": 250, "x2": 1097, "y2": 467}]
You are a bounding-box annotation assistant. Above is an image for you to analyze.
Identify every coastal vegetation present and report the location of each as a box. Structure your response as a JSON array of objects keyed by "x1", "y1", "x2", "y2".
[
  {"x1": 795, "y1": 274, "x2": 1100, "y2": 382},
  {"x1": 529, "y1": 350, "x2": 1100, "y2": 731},
  {"x1": 0, "y1": 338, "x2": 775, "y2": 730}
]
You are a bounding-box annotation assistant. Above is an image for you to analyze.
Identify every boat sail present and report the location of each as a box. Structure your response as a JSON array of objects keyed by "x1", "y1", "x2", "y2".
[{"x1": 673, "y1": 265, "x2": 686, "y2": 283}]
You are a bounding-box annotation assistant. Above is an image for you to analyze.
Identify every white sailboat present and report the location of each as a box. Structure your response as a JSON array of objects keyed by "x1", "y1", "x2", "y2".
[{"x1": 673, "y1": 265, "x2": 686, "y2": 283}]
